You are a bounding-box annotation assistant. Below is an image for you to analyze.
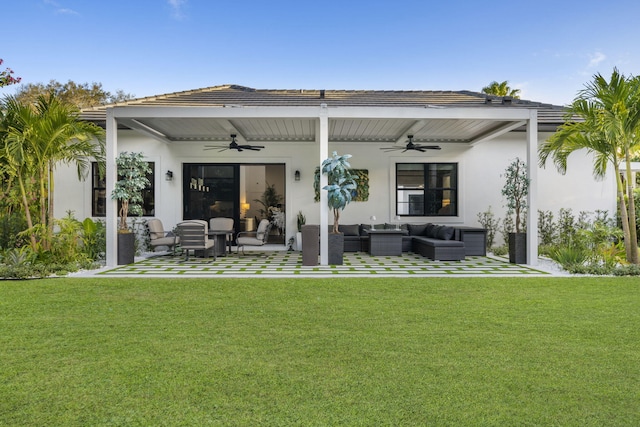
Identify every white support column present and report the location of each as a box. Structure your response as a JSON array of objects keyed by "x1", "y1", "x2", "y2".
[
  {"x1": 105, "y1": 108, "x2": 118, "y2": 267},
  {"x1": 526, "y1": 109, "x2": 538, "y2": 266},
  {"x1": 318, "y1": 105, "x2": 329, "y2": 265}
]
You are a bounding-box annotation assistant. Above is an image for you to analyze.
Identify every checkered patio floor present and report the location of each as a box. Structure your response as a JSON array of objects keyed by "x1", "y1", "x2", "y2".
[{"x1": 92, "y1": 250, "x2": 552, "y2": 278}]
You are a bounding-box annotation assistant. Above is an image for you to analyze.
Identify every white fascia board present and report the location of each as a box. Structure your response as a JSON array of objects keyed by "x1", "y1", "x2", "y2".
[
  {"x1": 324, "y1": 106, "x2": 533, "y2": 121},
  {"x1": 111, "y1": 105, "x2": 325, "y2": 119},
  {"x1": 110, "y1": 105, "x2": 534, "y2": 121}
]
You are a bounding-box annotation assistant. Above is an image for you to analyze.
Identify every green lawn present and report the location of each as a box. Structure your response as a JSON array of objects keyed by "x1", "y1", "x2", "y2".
[{"x1": 1, "y1": 277, "x2": 639, "y2": 426}]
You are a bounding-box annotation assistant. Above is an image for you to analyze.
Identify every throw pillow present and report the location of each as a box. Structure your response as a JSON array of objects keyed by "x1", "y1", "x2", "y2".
[
  {"x1": 407, "y1": 223, "x2": 428, "y2": 236},
  {"x1": 437, "y1": 226, "x2": 455, "y2": 240},
  {"x1": 339, "y1": 224, "x2": 360, "y2": 236}
]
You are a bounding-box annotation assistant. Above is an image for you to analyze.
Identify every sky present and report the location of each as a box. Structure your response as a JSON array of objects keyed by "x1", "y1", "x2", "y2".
[{"x1": 2, "y1": 0, "x2": 640, "y2": 106}]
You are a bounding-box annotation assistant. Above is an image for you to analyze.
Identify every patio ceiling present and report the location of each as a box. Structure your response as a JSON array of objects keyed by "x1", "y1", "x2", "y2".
[{"x1": 119, "y1": 116, "x2": 523, "y2": 145}]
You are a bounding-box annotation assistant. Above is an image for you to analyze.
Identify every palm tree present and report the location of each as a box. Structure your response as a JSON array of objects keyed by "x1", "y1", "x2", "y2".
[
  {"x1": 481, "y1": 80, "x2": 521, "y2": 99},
  {"x1": 0, "y1": 93, "x2": 105, "y2": 250},
  {"x1": 539, "y1": 68, "x2": 640, "y2": 264}
]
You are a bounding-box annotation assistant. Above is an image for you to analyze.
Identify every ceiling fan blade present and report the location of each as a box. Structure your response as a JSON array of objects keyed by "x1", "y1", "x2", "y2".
[{"x1": 238, "y1": 145, "x2": 264, "y2": 151}]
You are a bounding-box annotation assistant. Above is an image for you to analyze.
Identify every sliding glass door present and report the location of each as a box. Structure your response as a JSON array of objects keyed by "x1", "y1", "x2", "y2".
[{"x1": 183, "y1": 164, "x2": 240, "y2": 222}]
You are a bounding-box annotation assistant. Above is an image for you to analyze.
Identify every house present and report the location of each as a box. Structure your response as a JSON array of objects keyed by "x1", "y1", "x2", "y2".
[{"x1": 60, "y1": 85, "x2": 616, "y2": 267}]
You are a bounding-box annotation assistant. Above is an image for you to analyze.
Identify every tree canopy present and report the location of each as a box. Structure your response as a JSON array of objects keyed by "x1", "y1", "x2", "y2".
[
  {"x1": 0, "y1": 93, "x2": 105, "y2": 250},
  {"x1": 481, "y1": 80, "x2": 521, "y2": 99},
  {"x1": 14, "y1": 80, "x2": 134, "y2": 109},
  {"x1": 538, "y1": 68, "x2": 640, "y2": 264}
]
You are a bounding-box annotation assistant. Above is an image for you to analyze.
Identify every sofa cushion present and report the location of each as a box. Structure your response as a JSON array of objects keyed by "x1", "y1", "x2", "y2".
[
  {"x1": 339, "y1": 224, "x2": 360, "y2": 236},
  {"x1": 437, "y1": 226, "x2": 455, "y2": 240},
  {"x1": 429, "y1": 225, "x2": 441, "y2": 238},
  {"x1": 407, "y1": 223, "x2": 428, "y2": 236},
  {"x1": 425, "y1": 223, "x2": 436, "y2": 237}
]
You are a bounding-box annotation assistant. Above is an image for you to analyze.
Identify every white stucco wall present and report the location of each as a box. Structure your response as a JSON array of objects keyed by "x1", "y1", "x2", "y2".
[{"x1": 54, "y1": 129, "x2": 617, "y2": 246}]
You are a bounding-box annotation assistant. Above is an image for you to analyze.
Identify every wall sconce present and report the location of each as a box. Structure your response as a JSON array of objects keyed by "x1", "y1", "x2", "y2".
[
  {"x1": 165, "y1": 170, "x2": 173, "y2": 181},
  {"x1": 294, "y1": 170, "x2": 301, "y2": 181}
]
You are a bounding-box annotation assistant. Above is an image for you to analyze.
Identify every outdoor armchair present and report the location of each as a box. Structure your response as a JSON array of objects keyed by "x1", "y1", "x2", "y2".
[
  {"x1": 176, "y1": 220, "x2": 215, "y2": 261},
  {"x1": 236, "y1": 218, "x2": 271, "y2": 255},
  {"x1": 147, "y1": 218, "x2": 179, "y2": 254}
]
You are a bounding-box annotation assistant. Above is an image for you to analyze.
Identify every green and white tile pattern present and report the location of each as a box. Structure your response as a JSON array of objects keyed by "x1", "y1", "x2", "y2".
[{"x1": 97, "y1": 251, "x2": 550, "y2": 277}]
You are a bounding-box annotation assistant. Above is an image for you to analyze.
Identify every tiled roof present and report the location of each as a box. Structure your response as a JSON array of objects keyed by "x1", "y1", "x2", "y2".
[{"x1": 80, "y1": 84, "x2": 568, "y2": 125}]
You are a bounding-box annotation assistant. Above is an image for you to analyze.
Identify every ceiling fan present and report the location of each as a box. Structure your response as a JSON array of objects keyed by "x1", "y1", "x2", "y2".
[
  {"x1": 380, "y1": 135, "x2": 441, "y2": 152},
  {"x1": 204, "y1": 134, "x2": 265, "y2": 152}
]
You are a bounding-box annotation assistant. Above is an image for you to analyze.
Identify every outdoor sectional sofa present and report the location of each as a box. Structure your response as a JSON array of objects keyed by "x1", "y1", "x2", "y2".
[{"x1": 329, "y1": 223, "x2": 483, "y2": 261}]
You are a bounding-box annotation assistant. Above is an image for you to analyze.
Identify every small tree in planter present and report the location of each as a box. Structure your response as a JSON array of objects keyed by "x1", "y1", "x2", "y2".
[
  {"x1": 320, "y1": 152, "x2": 357, "y2": 233},
  {"x1": 501, "y1": 157, "x2": 530, "y2": 263},
  {"x1": 317, "y1": 152, "x2": 357, "y2": 265},
  {"x1": 110, "y1": 152, "x2": 150, "y2": 264}
]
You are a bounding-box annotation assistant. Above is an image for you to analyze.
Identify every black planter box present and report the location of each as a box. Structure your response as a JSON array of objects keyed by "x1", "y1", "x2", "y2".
[
  {"x1": 508, "y1": 232, "x2": 527, "y2": 264},
  {"x1": 118, "y1": 232, "x2": 135, "y2": 265},
  {"x1": 328, "y1": 232, "x2": 344, "y2": 265},
  {"x1": 302, "y1": 225, "x2": 319, "y2": 266}
]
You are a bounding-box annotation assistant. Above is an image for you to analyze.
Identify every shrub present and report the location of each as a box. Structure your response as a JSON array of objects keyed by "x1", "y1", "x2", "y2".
[
  {"x1": 548, "y1": 245, "x2": 590, "y2": 268},
  {"x1": 538, "y1": 210, "x2": 555, "y2": 246},
  {"x1": 491, "y1": 245, "x2": 508, "y2": 256},
  {"x1": 477, "y1": 206, "x2": 500, "y2": 249},
  {"x1": 82, "y1": 218, "x2": 105, "y2": 261},
  {"x1": 0, "y1": 211, "x2": 29, "y2": 249}
]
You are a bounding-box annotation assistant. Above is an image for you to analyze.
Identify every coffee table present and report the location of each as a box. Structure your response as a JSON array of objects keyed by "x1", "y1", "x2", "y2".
[{"x1": 366, "y1": 229, "x2": 406, "y2": 256}]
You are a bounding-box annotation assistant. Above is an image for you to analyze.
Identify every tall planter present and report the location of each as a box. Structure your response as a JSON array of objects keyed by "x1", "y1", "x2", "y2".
[
  {"x1": 117, "y1": 232, "x2": 135, "y2": 265},
  {"x1": 508, "y1": 232, "x2": 527, "y2": 264},
  {"x1": 502, "y1": 158, "x2": 530, "y2": 264},
  {"x1": 328, "y1": 232, "x2": 344, "y2": 265}
]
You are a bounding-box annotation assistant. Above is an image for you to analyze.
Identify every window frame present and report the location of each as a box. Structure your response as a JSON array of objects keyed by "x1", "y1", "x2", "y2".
[
  {"x1": 91, "y1": 162, "x2": 155, "y2": 217},
  {"x1": 395, "y1": 162, "x2": 458, "y2": 217}
]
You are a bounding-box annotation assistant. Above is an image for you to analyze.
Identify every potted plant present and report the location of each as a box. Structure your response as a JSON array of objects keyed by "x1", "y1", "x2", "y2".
[
  {"x1": 295, "y1": 211, "x2": 306, "y2": 251},
  {"x1": 501, "y1": 157, "x2": 530, "y2": 264},
  {"x1": 318, "y1": 151, "x2": 357, "y2": 264},
  {"x1": 110, "y1": 151, "x2": 151, "y2": 264}
]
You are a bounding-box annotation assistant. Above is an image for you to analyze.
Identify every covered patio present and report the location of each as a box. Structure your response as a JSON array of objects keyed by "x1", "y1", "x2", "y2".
[{"x1": 90, "y1": 86, "x2": 559, "y2": 268}]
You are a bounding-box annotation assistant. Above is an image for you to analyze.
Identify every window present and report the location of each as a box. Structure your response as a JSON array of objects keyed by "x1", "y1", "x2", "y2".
[
  {"x1": 396, "y1": 163, "x2": 457, "y2": 216},
  {"x1": 92, "y1": 162, "x2": 155, "y2": 217}
]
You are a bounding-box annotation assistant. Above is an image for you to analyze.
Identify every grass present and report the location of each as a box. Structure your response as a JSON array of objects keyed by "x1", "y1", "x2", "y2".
[{"x1": 1, "y1": 277, "x2": 639, "y2": 426}]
